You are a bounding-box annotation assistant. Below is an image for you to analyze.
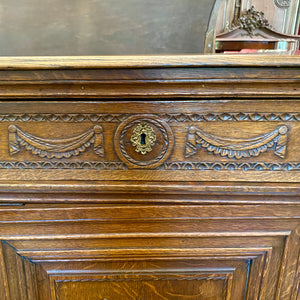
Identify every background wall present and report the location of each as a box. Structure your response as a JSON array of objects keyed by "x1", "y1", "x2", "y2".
[{"x1": 0, "y1": 0, "x2": 215, "y2": 56}]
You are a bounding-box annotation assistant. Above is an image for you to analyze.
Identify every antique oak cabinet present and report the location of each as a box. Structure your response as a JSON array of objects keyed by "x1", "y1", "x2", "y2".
[{"x1": 0, "y1": 55, "x2": 299, "y2": 300}]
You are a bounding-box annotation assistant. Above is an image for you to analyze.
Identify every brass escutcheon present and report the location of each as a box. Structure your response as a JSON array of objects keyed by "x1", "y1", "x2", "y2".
[{"x1": 130, "y1": 122, "x2": 156, "y2": 155}]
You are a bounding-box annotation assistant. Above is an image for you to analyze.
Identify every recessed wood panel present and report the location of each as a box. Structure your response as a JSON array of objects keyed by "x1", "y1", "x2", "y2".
[
  {"x1": 55, "y1": 275, "x2": 229, "y2": 300},
  {"x1": 0, "y1": 203, "x2": 299, "y2": 299}
]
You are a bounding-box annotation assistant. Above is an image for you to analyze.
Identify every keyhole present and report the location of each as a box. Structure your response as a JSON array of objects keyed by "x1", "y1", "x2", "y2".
[{"x1": 140, "y1": 133, "x2": 146, "y2": 145}]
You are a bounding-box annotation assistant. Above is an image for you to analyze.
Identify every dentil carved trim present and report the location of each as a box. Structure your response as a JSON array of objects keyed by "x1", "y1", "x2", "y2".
[
  {"x1": 0, "y1": 161, "x2": 126, "y2": 170},
  {"x1": 163, "y1": 162, "x2": 300, "y2": 171},
  {"x1": 0, "y1": 160, "x2": 298, "y2": 171},
  {"x1": 0, "y1": 113, "x2": 299, "y2": 123},
  {"x1": 273, "y1": 0, "x2": 291, "y2": 8},
  {"x1": 8, "y1": 125, "x2": 104, "y2": 158},
  {"x1": 0, "y1": 114, "x2": 127, "y2": 123},
  {"x1": 162, "y1": 112, "x2": 300, "y2": 122},
  {"x1": 184, "y1": 125, "x2": 289, "y2": 159}
]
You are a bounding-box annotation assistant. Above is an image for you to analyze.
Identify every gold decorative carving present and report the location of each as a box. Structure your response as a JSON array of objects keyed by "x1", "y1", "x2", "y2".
[
  {"x1": 130, "y1": 122, "x2": 156, "y2": 155},
  {"x1": 184, "y1": 125, "x2": 289, "y2": 159},
  {"x1": 235, "y1": 6, "x2": 270, "y2": 37},
  {"x1": 8, "y1": 125, "x2": 104, "y2": 158}
]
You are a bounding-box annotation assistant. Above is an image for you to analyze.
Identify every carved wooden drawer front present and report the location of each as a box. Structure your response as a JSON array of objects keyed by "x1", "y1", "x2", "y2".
[{"x1": 0, "y1": 100, "x2": 299, "y2": 183}]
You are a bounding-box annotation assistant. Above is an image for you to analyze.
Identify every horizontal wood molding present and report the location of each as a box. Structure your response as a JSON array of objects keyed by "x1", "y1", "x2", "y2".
[
  {"x1": 0, "y1": 56, "x2": 298, "y2": 98},
  {"x1": 0, "y1": 55, "x2": 299, "y2": 69}
]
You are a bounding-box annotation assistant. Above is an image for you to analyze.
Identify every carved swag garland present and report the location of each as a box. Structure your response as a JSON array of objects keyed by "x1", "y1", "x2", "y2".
[
  {"x1": 184, "y1": 125, "x2": 289, "y2": 159},
  {"x1": 8, "y1": 125, "x2": 104, "y2": 158},
  {"x1": 6, "y1": 121, "x2": 290, "y2": 170}
]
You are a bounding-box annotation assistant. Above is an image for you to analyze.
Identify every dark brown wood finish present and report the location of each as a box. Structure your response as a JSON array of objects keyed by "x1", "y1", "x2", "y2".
[
  {"x1": 0, "y1": 55, "x2": 298, "y2": 98},
  {"x1": 0, "y1": 55, "x2": 299, "y2": 300}
]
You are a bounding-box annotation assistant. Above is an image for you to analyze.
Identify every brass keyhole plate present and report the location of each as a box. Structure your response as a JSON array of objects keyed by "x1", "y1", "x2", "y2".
[{"x1": 130, "y1": 122, "x2": 156, "y2": 155}]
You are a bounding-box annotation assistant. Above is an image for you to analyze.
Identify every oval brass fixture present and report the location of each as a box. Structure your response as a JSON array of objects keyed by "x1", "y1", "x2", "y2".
[{"x1": 130, "y1": 122, "x2": 156, "y2": 155}]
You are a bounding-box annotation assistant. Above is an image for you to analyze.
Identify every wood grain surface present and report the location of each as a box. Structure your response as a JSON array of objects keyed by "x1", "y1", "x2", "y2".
[
  {"x1": 0, "y1": 100, "x2": 298, "y2": 184},
  {"x1": 0, "y1": 56, "x2": 299, "y2": 299},
  {"x1": 0, "y1": 203, "x2": 299, "y2": 299},
  {"x1": 0, "y1": 55, "x2": 298, "y2": 98},
  {"x1": 0, "y1": 55, "x2": 298, "y2": 69}
]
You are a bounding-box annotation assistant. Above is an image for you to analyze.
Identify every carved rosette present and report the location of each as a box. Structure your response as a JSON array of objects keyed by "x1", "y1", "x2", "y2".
[
  {"x1": 274, "y1": 0, "x2": 291, "y2": 8},
  {"x1": 114, "y1": 115, "x2": 174, "y2": 169}
]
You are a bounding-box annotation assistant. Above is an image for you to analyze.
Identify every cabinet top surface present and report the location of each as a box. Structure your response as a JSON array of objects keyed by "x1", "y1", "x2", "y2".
[{"x1": 0, "y1": 55, "x2": 299, "y2": 69}]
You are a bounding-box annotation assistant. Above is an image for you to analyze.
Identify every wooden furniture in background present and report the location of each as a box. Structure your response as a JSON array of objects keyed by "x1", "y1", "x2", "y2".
[
  {"x1": 0, "y1": 55, "x2": 299, "y2": 300},
  {"x1": 206, "y1": 0, "x2": 300, "y2": 53},
  {"x1": 215, "y1": 6, "x2": 300, "y2": 53},
  {"x1": 215, "y1": 0, "x2": 300, "y2": 35}
]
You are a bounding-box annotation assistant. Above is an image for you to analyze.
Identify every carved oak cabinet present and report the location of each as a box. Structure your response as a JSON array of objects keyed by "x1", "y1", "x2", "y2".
[{"x1": 0, "y1": 55, "x2": 299, "y2": 300}]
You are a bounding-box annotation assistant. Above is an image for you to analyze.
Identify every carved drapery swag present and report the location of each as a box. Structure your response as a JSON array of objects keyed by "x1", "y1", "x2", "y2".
[
  {"x1": 8, "y1": 125, "x2": 104, "y2": 158},
  {"x1": 184, "y1": 125, "x2": 289, "y2": 159}
]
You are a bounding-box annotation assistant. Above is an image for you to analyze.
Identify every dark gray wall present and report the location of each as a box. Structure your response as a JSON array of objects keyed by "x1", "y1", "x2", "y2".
[{"x1": 0, "y1": 0, "x2": 215, "y2": 55}]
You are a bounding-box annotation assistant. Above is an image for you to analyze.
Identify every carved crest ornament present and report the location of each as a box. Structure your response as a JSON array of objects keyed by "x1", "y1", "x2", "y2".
[{"x1": 235, "y1": 6, "x2": 269, "y2": 37}]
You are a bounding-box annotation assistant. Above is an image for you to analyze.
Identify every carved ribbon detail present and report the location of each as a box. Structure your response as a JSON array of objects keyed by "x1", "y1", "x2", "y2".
[
  {"x1": 8, "y1": 125, "x2": 104, "y2": 158},
  {"x1": 184, "y1": 125, "x2": 289, "y2": 159}
]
